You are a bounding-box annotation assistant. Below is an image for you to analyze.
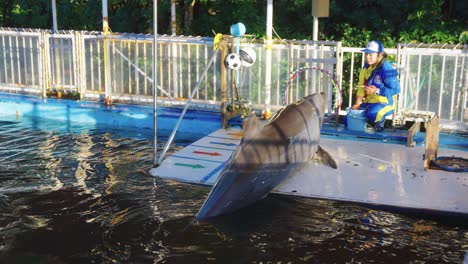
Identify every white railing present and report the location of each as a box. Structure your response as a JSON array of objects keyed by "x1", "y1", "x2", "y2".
[
  {"x1": 396, "y1": 43, "x2": 467, "y2": 122},
  {"x1": 0, "y1": 27, "x2": 466, "y2": 124}
]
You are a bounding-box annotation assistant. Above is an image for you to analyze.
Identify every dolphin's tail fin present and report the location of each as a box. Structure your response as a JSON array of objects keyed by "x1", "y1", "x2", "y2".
[{"x1": 314, "y1": 145, "x2": 338, "y2": 169}]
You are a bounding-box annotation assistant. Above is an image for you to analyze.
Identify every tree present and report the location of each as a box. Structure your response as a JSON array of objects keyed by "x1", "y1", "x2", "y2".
[{"x1": 0, "y1": 0, "x2": 465, "y2": 44}]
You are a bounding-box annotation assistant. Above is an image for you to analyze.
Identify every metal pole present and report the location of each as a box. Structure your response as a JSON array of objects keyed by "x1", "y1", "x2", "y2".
[
  {"x1": 264, "y1": 0, "x2": 273, "y2": 119},
  {"x1": 171, "y1": 0, "x2": 176, "y2": 35},
  {"x1": 153, "y1": 0, "x2": 159, "y2": 166},
  {"x1": 102, "y1": 0, "x2": 111, "y2": 105},
  {"x1": 312, "y1": 16, "x2": 318, "y2": 41},
  {"x1": 312, "y1": 16, "x2": 318, "y2": 94},
  {"x1": 51, "y1": 0, "x2": 58, "y2": 32}
]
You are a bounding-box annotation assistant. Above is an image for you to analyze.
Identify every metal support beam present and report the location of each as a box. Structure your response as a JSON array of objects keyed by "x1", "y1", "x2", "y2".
[{"x1": 153, "y1": 0, "x2": 159, "y2": 166}]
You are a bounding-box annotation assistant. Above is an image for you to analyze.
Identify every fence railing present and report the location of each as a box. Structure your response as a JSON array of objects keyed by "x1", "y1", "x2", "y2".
[
  {"x1": 396, "y1": 43, "x2": 467, "y2": 122},
  {"x1": 0, "y1": 28, "x2": 466, "y2": 125}
]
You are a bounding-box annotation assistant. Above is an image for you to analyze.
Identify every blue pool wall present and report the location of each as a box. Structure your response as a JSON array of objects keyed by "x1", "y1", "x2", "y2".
[
  {"x1": 1, "y1": 92, "x2": 466, "y2": 150},
  {"x1": 0, "y1": 93, "x2": 222, "y2": 139}
]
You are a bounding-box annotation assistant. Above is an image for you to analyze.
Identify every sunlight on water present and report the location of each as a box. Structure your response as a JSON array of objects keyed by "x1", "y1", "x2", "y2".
[{"x1": 0, "y1": 116, "x2": 467, "y2": 263}]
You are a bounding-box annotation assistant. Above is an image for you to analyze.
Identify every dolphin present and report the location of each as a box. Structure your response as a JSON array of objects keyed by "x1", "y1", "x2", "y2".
[{"x1": 195, "y1": 93, "x2": 337, "y2": 220}]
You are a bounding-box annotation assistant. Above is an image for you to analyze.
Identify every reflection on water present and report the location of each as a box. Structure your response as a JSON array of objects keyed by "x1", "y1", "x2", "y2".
[{"x1": 0, "y1": 117, "x2": 467, "y2": 263}]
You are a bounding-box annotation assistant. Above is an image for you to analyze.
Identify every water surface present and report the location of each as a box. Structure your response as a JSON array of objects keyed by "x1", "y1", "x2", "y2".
[{"x1": 0, "y1": 116, "x2": 467, "y2": 263}]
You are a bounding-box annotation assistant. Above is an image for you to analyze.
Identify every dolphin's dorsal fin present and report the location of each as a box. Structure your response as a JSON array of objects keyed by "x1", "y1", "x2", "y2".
[
  {"x1": 242, "y1": 114, "x2": 263, "y2": 139},
  {"x1": 313, "y1": 145, "x2": 338, "y2": 169}
]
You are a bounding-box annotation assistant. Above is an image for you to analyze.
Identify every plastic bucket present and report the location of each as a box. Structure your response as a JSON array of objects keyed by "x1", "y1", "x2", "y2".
[{"x1": 346, "y1": 108, "x2": 367, "y2": 132}]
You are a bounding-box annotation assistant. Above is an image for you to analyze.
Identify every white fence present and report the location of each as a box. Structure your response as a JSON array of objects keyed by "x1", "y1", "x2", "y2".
[{"x1": 0, "y1": 28, "x2": 466, "y2": 124}]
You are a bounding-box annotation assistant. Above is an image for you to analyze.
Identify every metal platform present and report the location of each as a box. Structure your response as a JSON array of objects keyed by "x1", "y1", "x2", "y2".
[
  {"x1": 150, "y1": 128, "x2": 243, "y2": 185},
  {"x1": 149, "y1": 127, "x2": 468, "y2": 216}
]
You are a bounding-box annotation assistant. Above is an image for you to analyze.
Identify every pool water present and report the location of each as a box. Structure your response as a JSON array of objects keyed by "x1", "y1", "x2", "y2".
[{"x1": 1, "y1": 116, "x2": 468, "y2": 263}]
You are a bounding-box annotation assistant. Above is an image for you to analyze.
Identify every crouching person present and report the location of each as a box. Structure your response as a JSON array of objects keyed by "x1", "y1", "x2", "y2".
[{"x1": 352, "y1": 40, "x2": 401, "y2": 131}]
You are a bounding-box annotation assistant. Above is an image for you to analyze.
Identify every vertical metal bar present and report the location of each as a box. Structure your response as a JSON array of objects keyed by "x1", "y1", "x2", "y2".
[
  {"x1": 264, "y1": 0, "x2": 273, "y2": 118},
  {"x1": 62, "y1": 38, "x2": 69, "y2": 89},
  {"x1": 220, "y1": 40, "x2": 227, "y2": 127},
  {"x1": 38, "y1": 32, "x2": 45, "y2": 96},
  {"x1": 62, "y1": 37, "x2": 68, "y2": 89},
  {"x1": 403, "y1": 53, "x2": 411, "y2": 109},
  {"x1": 159, "y1": 42, "x2": 164, "y2": 96},
  {"x1": 36, "y1": 32, "x2": 46, "y2": 96},
  {"x1": 275, "y1": 47, "x2": 280, "y2": 105},
  {"x1": 72, "y1": 33, "x2": 78, "y2": 91},
  {"x1": 257, "y1": 47, "x2": 262, "y2": 105},
  {"x1": 320, "y1": 44, "x2": 325, "y2": 97},
  {"x1": 50, "y1": 37, "x2": 56, "y2": 89},
  {"x1": 135, "y1": 39, "x2": 139, "y2": 95},
  {"x1": 426, "y1": 55, "x2": 434, "y2": 111},
  {"x1": 109, "y1": 40, "x2": 115, "y2": 94},
  {"x1": 44, "y1": 32, "x2": 52, "y2": 96},
  {"x1": 90, "y1": 39, "x2": 95, "y2": 92},
  {"x1": 213, "y1": 46, "x2": 217, "y2": 101},
  {"x1": 285, "y1": 44, "x2": 292, "y2": 105},
  {"x1": 127, "y1": 40, "x2": 131, "y2": 94},
  {"x1": 171, "y1": 42, "x2": 178, "y2": 97},
  {"x1": 462, "y1": 54, "x2": 468, "y2": 122},
  {"x1": 103, "y1": 0, "x2": 111, "y2": 102},
  {"x1": 414, "y1": 53, "x2": 422, "y2": 110},
  {"x1": 254, "y1": 45, "x2": 260, "y2": 105},
  {"x1": 78, "y1": 32, "x2": 86, "y2": 98},
  {"x1": 52, "y1": 0, "x2": 58, "y2": 32},
  {"x1": 314, "y1": 44, "x2": 319, "y2": 95},
  {"x1": 187, "y1": 44, "x2": 192, "y2": 98},
  {"x1": 170, "y1": 0, "x2": 176, "y2": 35},
  {"x1": 248, "y1": 50, "x2": 253, "y2": 105},
  {"x1": 204, "y1": 46, "x2": 207, "y2": 100},
  {"x1": 167, "y1": 43, "x2": 172, "y2": 96},
  {"x1": 60, "y1": 38, "x2": 65, "y2": 89},
  {"x1": 449, "y1": 54, "x2": 459, "y2": 120},
  {"x1": 74, "y1": 32, "x2": 79, "y2": 93},
  {"x1": 336, "y1": 41, "x2": 343, "y2": 110},
  {"x1": 96, "y1": 39, "x2": 101, "y2": 92},
  {"x1": 152, "y1": 0, "x2": 158, "y2": 166},
  {"x1": 29, "y1": 36, "x2": 36, "y2": 87},
  {"x1": 438, "y1": 55, "x2": 446, "y2": 117},
  {"x1": 0, "y1": 33, "x2": 3, "y2": 83},
  {"x1": 53, "y1": 35, "x2": 58, "y2": 88},
  {"x1": 9, "y1": 35, "x2": 14, "y2": 84},
  {"x1": 15, "y1": 35, "x2": 21, "y2": 85},
  {"x1": 76, "y1": 32, "x2": 81, "y2": 95},
  {"x1": 2, "y1": 35, "x2": 6, "y2": 83},
  {"x1": 144, "y1": 40, "x2": 148, "y2": 95},
  {"x1": 349, "y1": 51, "x2": 355, "y2": 107},
  {"x1": 20, "y1": 36, "x2": 26, "y2": 86},
  {"x1": 49, "y1": 36, "x2": 55, "y2": 91},
  {"x1": 305, "y1": 45, "x2": 310, "y2": 96},
  {"x1": 295, "y1": 48, "x2": 299, "y2": 101},
  {"x1": 120, "y1": 41, "x2": 124, "y2": 95},
  {"x1": 195, "y1": 45, "x2": 200, "y2": 98},
  {"x1": 459, "y1": 53, "x2": 467, "y2": 121},
  {"x1": 178, "y1": 44, "x2": 182, "y2": 97}
]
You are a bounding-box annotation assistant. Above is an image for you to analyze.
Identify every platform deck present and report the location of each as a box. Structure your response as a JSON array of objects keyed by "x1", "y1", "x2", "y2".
[{"x1": 149, "y1": 127, "x2": 468, "y2": 216}]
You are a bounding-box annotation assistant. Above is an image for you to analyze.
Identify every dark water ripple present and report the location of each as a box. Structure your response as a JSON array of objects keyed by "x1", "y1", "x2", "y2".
[{"x1": 0, "y1": 117, "x2": 467, "y2": 264}]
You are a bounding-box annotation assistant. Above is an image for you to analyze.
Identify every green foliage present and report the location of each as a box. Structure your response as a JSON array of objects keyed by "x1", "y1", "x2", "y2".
[
  {"x1": 460, "y1": 31, "x2": 468, "y2": 44},
  {"x1": 3, "y1": 0, "x2": 49, "y2": 29},
  {"x1": 397, "y1": 0, "x2": 460, "y2": 44},
  {"x1": 0, "y1": 0, "x2": 465, "y2": 44}
]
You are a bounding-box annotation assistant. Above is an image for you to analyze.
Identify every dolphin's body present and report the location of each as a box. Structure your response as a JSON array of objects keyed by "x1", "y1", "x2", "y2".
[{"x1": 196, "y1": 93, "x2": 337, "y2": 220}]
